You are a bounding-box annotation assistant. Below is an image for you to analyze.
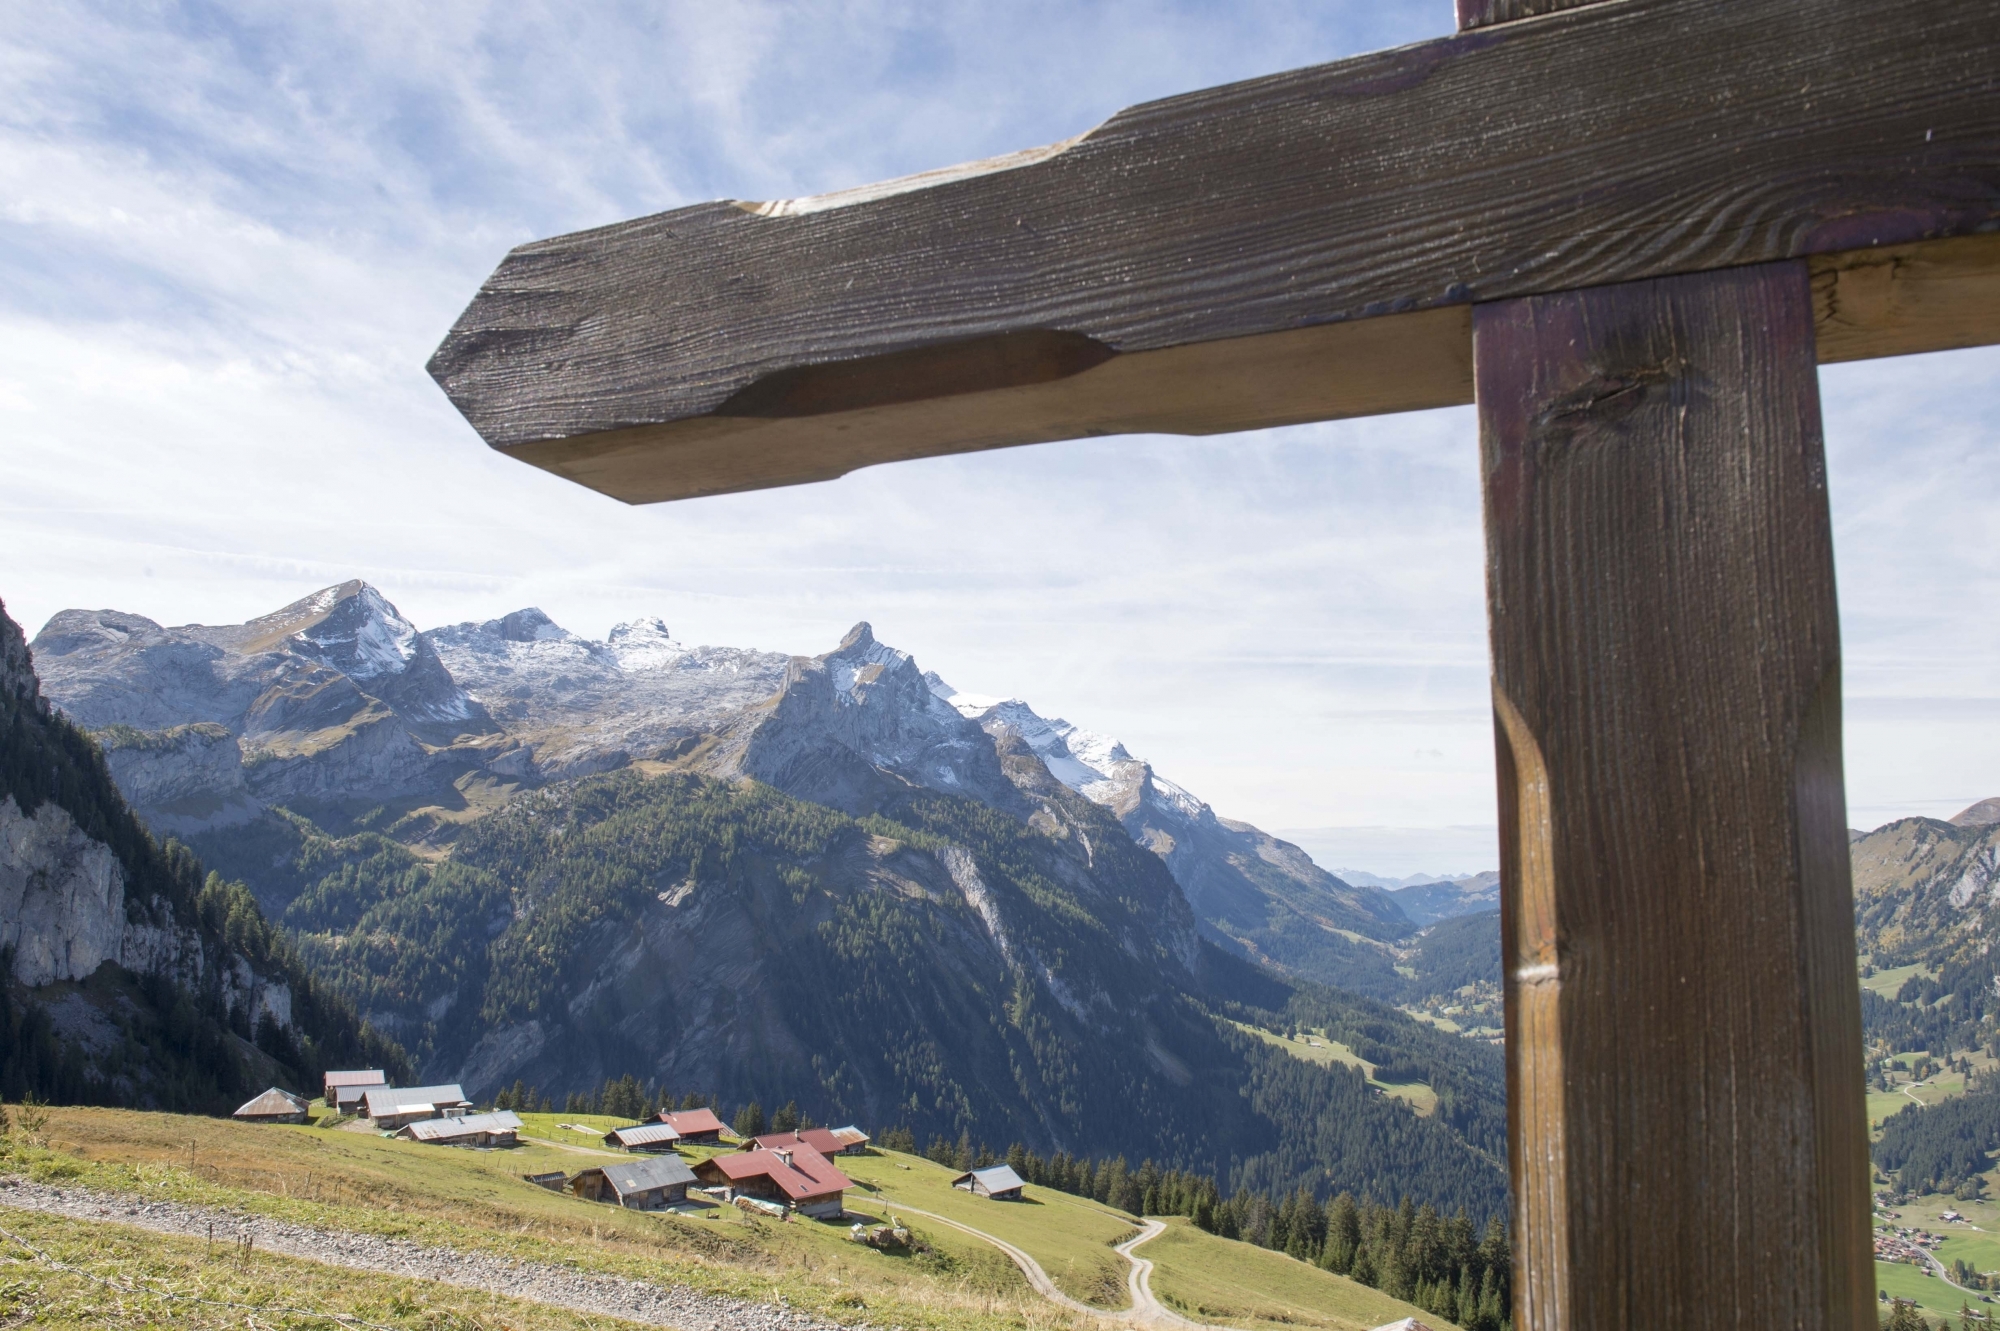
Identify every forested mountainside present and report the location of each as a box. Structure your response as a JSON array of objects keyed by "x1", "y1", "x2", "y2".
[
  {"x1": 1850, "y1": 805, "x2": 2000, "y2": 1063},
  {"x1": 223, "y1": 765, "x2": 1508, "y2": 1217},
  {"x1": 27, "y1": 583, "x2": 1507, "y2": 1217},
  {"x1": 0, "y1": 598, "x2": 399, "y2": 1110}
]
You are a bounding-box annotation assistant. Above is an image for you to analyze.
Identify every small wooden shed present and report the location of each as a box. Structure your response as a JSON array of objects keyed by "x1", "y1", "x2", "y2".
[
  {"x1": 569, "y1": 1154, "x2": 697, "y2": 1210},
  {"x1": 951, "y1": 1165, "x2": 1025, "y2": 1200},
  {"x1": 656, "y1": 1107, "x2": 725, "y2": 1144},
  {"x1": 604, "y1": 1122, "x2": 682, "y2": 1153},
  {"x1": 232, "y1": 1087, "x2": 309, "y2": 1124}
]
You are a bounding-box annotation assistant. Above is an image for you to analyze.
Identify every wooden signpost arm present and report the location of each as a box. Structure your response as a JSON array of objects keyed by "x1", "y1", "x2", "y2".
[
  {"x1": 1477, "y1": 260, "x2": 1871, "y2": 1328},
  {"x1": 428, "y1": 0, "x2": 2000, "y2": 504}
]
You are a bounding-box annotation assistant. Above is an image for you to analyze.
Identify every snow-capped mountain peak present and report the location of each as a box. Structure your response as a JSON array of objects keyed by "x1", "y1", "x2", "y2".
[
  {"x1": 605, "y1": 617, "x2": 686, "y2": 672},
  {"x1": 923, "y1": 674, "x2": 1138, "y2": 800},
  {"x1": 292, "y1": 584, "x2": 419, "y2": 682}
]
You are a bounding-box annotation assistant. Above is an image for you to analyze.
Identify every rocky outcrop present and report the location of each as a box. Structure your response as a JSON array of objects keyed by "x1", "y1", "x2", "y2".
[
  {"x1": 0, "y1": 595, "x2": 302, "y2": 1075},
  {"x1": 715, "y1": 623, "x2": 1027, "y2": 818},
  {"x1": 1852, "y1": 813, "x2": 2000, "y2": 961},
  {"x1": 93, "y1": 723, "x2": 258, "y2": 836},
  {"x1": 0, "y1": 795, "x2": 126, "y2": 986}
]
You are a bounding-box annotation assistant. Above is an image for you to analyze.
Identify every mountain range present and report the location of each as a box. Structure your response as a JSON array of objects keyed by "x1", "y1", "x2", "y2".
[{"x1": 20, "y1": 582, "x2": 1512, "y2": 1215}]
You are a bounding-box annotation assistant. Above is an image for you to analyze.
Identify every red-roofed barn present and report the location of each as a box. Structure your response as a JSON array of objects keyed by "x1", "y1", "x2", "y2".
[
  {"x1": 692, "y1": 1144, "x2": 850, "y2": 1219},
  {"x1": 655, "y1": 1107, "x2": 725, "y2": 1143}
]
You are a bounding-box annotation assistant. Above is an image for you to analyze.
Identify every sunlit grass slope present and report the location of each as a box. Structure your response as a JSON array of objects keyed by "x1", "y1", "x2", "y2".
[
  {"x1": 1142, "y1": 1217, "x2": 1430, "y2": 1331},
  {"x1": 0, "y1": 1206, "x2": 637, "y2": 1330},
  {"x1": 20, "y1": 1106, "x2": 1051, "y2": 1331}
]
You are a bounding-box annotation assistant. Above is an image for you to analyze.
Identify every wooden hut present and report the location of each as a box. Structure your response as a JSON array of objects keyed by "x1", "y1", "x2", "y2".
[
  {"x1": 655, "y1": 1107, "x2": 725, "y2": 1144},
  {"x1": 745, "y1": 1127, "x2": 845, "y2": 1159},
  {"x1": 396, "y1": 1111, "x2": 522, "y2": 1147},
  {"x1": 232, "y1": 1087, "x2": 309, "y2": 1124},
  {"x1": 569, "y1": 1154, "x2": 697, "y2": 1210},
  {"x1": 322, "y1": 1069, "x2": 386, "y2": 1113},
  {"x1": 604, "y1": 1122, "x2": 682, "y2": 1153},
  {"x1": 361, "y1": 1084, "x2": 472, "y2": 1129},
  {"x1": 828, "y1": 1126, "x2": 870, "y2": 1155},
  {"x1": 692, "y1": 1144, "x2": 850, "y2": 1219},
  {"x1": 951, "y1": 1165, "x2": 1025, "y2": 1200}
]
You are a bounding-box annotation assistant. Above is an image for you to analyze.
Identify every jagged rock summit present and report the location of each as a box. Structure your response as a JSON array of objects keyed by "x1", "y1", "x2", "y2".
[
  {"x1": 31, "y1": 582, "x2": 496, "y2": 834},
  {"x1": 428, "y1": 608, "x2": 790, "y2": 780}
]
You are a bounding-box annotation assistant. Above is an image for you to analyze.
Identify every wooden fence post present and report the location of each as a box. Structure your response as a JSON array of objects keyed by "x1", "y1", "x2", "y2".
[{"x1": 1475, "y1": 260, "x2": 1873, "y2": 1328}]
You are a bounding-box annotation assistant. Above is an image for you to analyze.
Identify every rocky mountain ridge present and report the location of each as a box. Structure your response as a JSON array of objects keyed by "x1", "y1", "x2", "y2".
[{"x1": 32, "y1": 584, "x2": 1419, "y2": 989}]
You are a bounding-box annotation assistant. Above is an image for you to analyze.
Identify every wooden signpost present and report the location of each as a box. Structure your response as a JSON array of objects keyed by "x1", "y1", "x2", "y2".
[{"x1": 430, "y1": 1, "x2": 2000, "y2": 1324}]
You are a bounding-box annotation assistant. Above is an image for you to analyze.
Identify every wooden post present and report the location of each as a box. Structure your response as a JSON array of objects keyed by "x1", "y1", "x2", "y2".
[{"x1": 1476, "y1": 260, "x2": 1872, "y2": 1327}]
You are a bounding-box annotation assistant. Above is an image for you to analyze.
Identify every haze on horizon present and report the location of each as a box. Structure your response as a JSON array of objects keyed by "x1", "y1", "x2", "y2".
[{"x1": 4, "y1": 1, "x2": 1996, "y2": 875}]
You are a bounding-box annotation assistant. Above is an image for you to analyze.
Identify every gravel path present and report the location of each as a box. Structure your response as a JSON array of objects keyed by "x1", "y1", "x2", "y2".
[
  {"x1": 1113, "y1": 1220, "x2": 1204, "y2": 1328},
  {"x1": 876, "y1": 1201, "x2": 1105, "y2": 1317},
  {"x1": 0, "y1": 1175, "x2": 852, "y2": 1331}
]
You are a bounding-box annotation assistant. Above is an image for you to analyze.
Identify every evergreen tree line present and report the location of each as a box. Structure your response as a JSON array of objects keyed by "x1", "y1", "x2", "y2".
[
  {"x1": 883, "y1": 1128, "x2": 1511, "y2": 1331},
  {"x1": 1874, "y1": 1088, "x2": 2000, "y2": 1198}
]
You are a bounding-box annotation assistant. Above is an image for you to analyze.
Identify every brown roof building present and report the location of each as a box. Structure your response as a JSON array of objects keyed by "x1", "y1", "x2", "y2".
[
  {"x1": 655, "y1": 1107, "x2": 726, "y2": 1143},
  {"x1": 746, "y1": 1127, "x2": 845, "y2": 1159},
  {"x1": 692, "y1": 1144, "x2": 850, "y2": 1219}
]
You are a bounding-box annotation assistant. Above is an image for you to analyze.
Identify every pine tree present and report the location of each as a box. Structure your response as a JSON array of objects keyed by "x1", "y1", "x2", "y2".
[
  {"x1": 1321, "y1": 1192, "x2": 1359, "y2": 1274},
  {"x1": 733, "y1": 1100, "x2": 766, "y2": 1138},
  {"x1": 772, "y1": 1100, "x2": 800, "y2": 1132}
]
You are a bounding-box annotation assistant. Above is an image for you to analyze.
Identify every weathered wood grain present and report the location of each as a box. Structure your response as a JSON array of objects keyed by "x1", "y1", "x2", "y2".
[
  {"x1": 429, "y1": 0, "x2": 2000, "y2": 504},
  {"x1": 1457, "y1": 0, "x2": 1607, "y2": 31},
  {"x1": 1478, "y1": 260, "x2": 1870, "y2": 1328},
  {"x1": 1812, "y1": 232, "x2": 2000, "y2": 364}
]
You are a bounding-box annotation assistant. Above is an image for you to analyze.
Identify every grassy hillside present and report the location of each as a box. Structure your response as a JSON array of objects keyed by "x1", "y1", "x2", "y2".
[
  {"x1": 3, "y1": 1104, "x2": 1431, "y2": 1331},
  {"x1": 1143, "y1": 1217, "x2": 1428, "y2": 1331}
]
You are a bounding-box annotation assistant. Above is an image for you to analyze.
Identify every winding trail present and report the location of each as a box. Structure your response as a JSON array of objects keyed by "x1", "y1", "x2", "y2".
[
  {"x1": 870, "y1": 1201, "x2": 1104, "y2": 1316},
  {"x1": 1114, "y1": 1218, "x2": 1204, "y2": 1327},
  {"x1": 878, "y1": 1202, "x2": 1208, "y2": 1328}
]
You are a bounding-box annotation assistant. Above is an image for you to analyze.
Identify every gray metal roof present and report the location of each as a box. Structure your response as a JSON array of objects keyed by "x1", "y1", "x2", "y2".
[
  {"x1": 233, "y1": 1087, "x2": 307, "y2": 1118},
  {"x1": 596, "y1": 1154, "x2": 697, "y2": 1195},
  {"x1": 961, "y1": 1165, "x2": 1026, "y2": 1192},
  {"x1": 363, "y1": 1084, "x2": 469, "y2": 1115},
  {"x1": 398, "y1": 1111, "x2": 522, "y2": 1142},
  {"x1": 605, "y1": 1122, "x2": 682, "y2": 1147}
]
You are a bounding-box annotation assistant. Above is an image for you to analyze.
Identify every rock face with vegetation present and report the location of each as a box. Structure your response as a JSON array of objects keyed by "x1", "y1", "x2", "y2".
[{"x1": 0, "y1": 597, "x2": 399, "y2": 1109}]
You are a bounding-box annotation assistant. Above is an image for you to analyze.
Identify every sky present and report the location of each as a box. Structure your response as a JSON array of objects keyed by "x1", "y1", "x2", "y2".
[{"x1": 4, "y1": 1, "x2": 1997, "y2": 879}]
